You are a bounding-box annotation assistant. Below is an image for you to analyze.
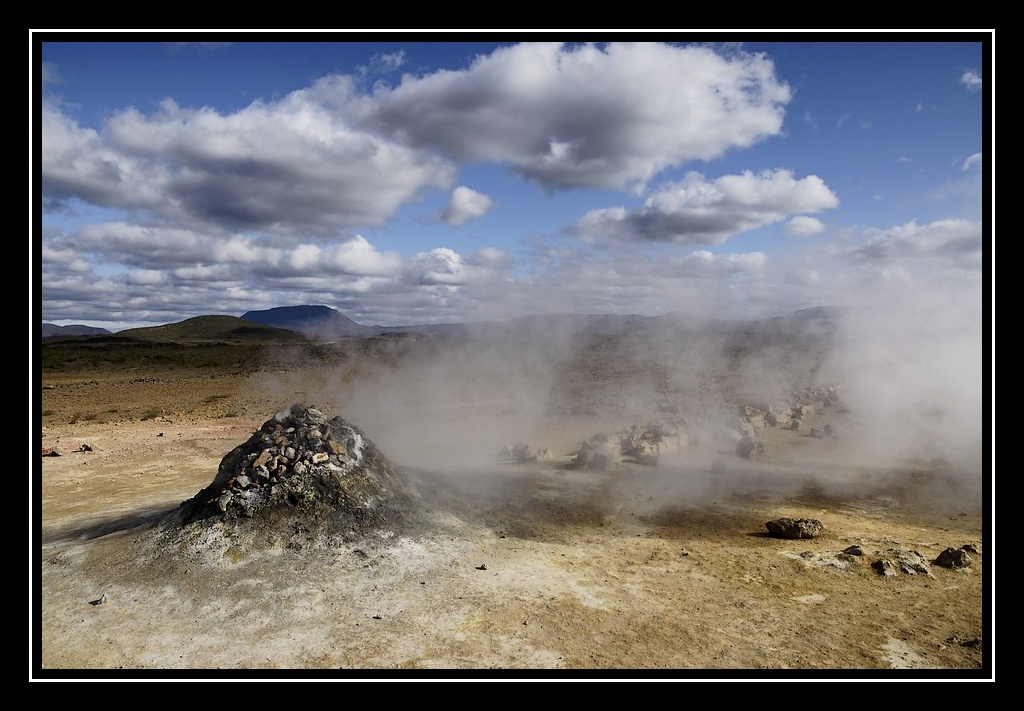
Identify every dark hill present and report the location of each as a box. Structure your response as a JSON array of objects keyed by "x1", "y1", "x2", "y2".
[
  {"x1": 241, "y1": 305, "x2": 380, "y2": 339},
  {"x1": 116, "y1": 315, "x2": 308, "y2": 344},
  {"x1": 41, "y1": 323, "x2": 113, "y2": 339}
]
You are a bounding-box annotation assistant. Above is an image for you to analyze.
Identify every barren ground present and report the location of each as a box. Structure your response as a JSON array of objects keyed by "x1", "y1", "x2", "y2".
[{"x1": 36, "y1": 347, "x2": 990, "y2": 679}]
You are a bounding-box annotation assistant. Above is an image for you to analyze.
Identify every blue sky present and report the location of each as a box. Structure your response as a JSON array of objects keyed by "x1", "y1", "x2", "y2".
[{"x1": 36, "y1": 35, "x2": 990, "y2": 330}]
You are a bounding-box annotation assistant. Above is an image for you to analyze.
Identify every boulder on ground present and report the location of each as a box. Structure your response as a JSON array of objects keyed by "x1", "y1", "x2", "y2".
[
  {"x1": 765, "y1": 517, "x2": 824, "y2": 539},
  {"x1": 933, "y1": 546, "x2": 973, "y2": 569}
]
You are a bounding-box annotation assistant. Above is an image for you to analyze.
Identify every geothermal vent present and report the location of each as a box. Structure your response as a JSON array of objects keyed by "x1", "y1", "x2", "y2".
[{"x1": 171, "y1": 404, "x2": 415, "y2": 544}]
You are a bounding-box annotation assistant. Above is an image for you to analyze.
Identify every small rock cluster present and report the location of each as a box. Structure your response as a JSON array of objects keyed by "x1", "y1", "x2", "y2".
[
  {"x1": 871, "y1": 549, "x2": 934, "y2": 577},
  {"x1": 784, "y1": 542, "x2": 982, "y2": 578},
  {"x1": 499, "y1": 442, "x2": 554, "y2": 463},
  {"x1": 566, "y1": 422, "x2": 688, "y2": 471},
  {"x1": 727, "y1": 385, "x2": 842, "y2": 458},
  {"x1": 502, "y1": 384, "x2": 844, "y2": 471},
  {"x1": 869, "y1": 543, "x2": 980, "y2": 577},
  {"x1": 619, "y1": 422, "x2": 687, "y2": 465}
]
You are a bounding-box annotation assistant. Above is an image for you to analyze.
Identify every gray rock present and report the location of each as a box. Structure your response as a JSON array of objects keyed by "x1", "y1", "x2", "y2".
[
  {"x1": 873, "y1": 549, "x2": 934, "y2": 577},
  {"x1": 765, "y1": 517, "x2": 824, "y2": 539},
  {"x1": 933, "y1": 547, "x2": 973, "y2": 569},
  {"x1": 736, "y1": 435, "x2": 759, "y2": 458}
]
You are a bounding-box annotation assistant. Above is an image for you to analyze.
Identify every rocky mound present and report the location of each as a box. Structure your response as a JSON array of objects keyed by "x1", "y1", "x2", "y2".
[{"x1": 168, "y1": 404, "x2": 417, "y2": 549}]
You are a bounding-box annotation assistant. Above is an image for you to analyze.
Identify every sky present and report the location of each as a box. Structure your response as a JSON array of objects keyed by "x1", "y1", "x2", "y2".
[{"x1": 35, "y1": 35, "x2": 991, "y2": 331}]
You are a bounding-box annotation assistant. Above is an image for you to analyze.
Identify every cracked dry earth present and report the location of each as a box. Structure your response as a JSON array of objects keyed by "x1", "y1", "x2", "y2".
[{"x1": 36, "y1": 365, "x2": 989, "y2": 678}]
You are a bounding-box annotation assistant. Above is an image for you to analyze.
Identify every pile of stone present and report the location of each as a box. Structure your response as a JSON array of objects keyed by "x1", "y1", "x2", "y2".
[
  {"x1": 499, "y1": 442, "x2": 554, "y2": 463},
  {"x1": 720, "y1": 384, "x2": 843, "y2": 458},
  {"x1": 618, "y1": 421, "x2": 688, "y2": 465},
  {"x1": 508, "y1": 383, "x2": 846, "y2": 472},
  {"x1": 172, "y1": 404, "x2": 414, "y2": 539}
]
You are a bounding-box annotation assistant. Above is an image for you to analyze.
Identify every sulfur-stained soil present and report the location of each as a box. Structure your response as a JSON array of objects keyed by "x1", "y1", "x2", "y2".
[{"x1": 35, "y1": 338, "x2": 990, "y2": 679}]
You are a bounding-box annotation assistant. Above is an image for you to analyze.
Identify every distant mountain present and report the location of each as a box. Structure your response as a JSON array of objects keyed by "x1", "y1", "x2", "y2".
[
  {"x1": 41, "y1": 323, "x2": 113, "y2": 339},
  {"x1": 241, "y1": 305, "x2": 381, "y2": 339},
  {"x1": 116, "y1": 315, "x2": 308, "y2": 344},
  {"x1": 40, "y1": 306, "x2": 843, "y2": 346}
]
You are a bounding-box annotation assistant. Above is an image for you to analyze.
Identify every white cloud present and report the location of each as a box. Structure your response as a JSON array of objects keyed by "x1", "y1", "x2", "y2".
[
  {"x1": 849, "y1": 218, "x2": 982, "y2": 267},
  {"x1": 783, "y1": 216, "x2": 826, "y2": 238},
  {"x1": 40, "y1": 43, "x2": 793, "y2": 244},
  {"x1": 318, "y1": 236, "x2": 404, "y2": 276},
  {"x1": 439, "y1": 186, "x2": 497, "y2": 226},
  {"x1": 77, "y1": 223, "x2": 205, "y2": 267},
  {"x1": 126, "y1": 269, "x2": 169, "y2": 286},
  {"x1": 406, "y1": 247, "x2": 473, "y2": 285},
  {"x1": 42, "y1": 90, "x2": 455, "y2": 239},
  {"x1": 962, "y1": 152, "x2": 982, "y2": 170},
  {"x1": 71, "y1": 223, "x2": 404, "y2": 279},
  {"x1": 960, "y1": 69, "x2": 982, "y2": 91},
  {"x1": 41, "y1": 61, "x2": 60, "y2": 86},
  {"x1": 374, "y1": 51, "x2": 405, "y2": 71},
  {"x1": 572, "y1": 170, "x2": 839, "y2": 244},
  {"x1": 670, "y1": 250, "x2": 767, "y2": 276},
  {"x1": 359, "y1": 42, "x2": 792, "y2": 191}
]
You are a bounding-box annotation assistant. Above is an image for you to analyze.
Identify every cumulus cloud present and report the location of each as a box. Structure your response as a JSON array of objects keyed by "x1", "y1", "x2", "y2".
[
  {"x1": 42, "y1": 91, "x2": 454, "y2": 239},
  {"x1": 960, "y1": 69, "x2": 982, "y2": 91},
  {"x1": 783, "y1": 215, "x2": 826, "y2": 237},
  {"x1": 404, "y1": 247, "x2": 506, "y2": 286},
  {"x1": 40, "y1": 42, "x2": 792, "y2": 243},
  {"x1": 439, "y1": 186, "x2": 497, "y2": 226},
  {"x1": 72, "y1": 222, "x2": 406, "y2": 279},
  {"x1": 848, "y1": 218, "x2": 982, "y2": 267},
  {"x1": 330, "y1": 236, "x2": 405, "y2": 275},
  {"x1": 126, "y1": 269, "x2": 170, "y2": 286},
  {"x1": 358, "y1": 42, "x2": 792, "y2": 191},
  {"x1": 41, "y1": 224, "x2": 511, "y2": 328},
  {"x1": 571, "y1": 169, "x2": 839, "y2": 244},
  {"x1": 669, "y1": 250, "x2": 767, "y2": 276},
  {"x1": 77, "y1": 223, "x2": 208, "y2": 267}
]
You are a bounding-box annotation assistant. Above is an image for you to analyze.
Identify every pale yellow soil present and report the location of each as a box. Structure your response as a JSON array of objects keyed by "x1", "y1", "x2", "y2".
[{"x1": 36, "y1": 359, "x2": 990, "y2": 679}]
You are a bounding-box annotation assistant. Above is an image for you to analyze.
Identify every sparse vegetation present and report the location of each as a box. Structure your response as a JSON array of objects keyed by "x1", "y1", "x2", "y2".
[{"x1": 39, "y1": 322, "x2": 354, "y2": 423}]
